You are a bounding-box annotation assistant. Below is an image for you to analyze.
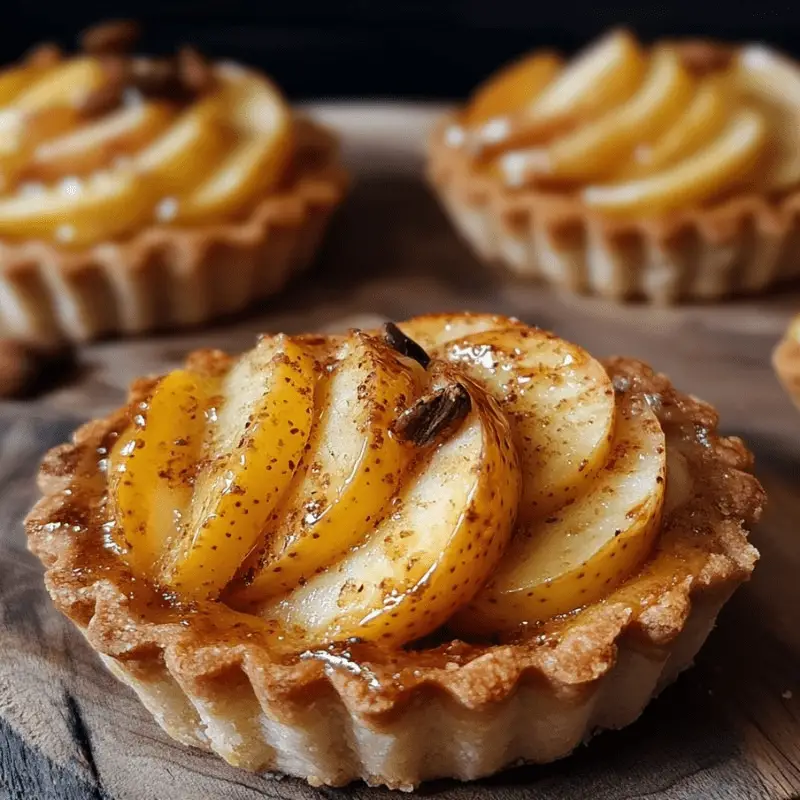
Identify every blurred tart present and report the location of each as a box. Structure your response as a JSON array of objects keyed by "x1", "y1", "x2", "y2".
[
  {"x1": 773, "y1": 314, "x2": 800, "y2": 409},
  {"x1": 27, "y1": 312, "x2": 764, "y2": 788},
  {"x1": 428, "y1": 31, "x2": 800, "y2": 303},
  {"x1": 0, "y1": 21, "x2": 347, "y2": 342}
]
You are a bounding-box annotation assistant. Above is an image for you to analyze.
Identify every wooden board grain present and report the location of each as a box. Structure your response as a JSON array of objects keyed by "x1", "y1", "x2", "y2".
[{"x1": 1, "y1": 105, "x2": 799, "y2": 800}]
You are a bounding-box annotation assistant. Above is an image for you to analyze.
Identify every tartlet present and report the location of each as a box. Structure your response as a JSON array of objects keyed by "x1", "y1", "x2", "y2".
[
  {"x1": 0, "y1": 21, "x2": 347, "y2": 343},
  {"x1": 428, "y1": 31, "x2": 800, "y2": 303},
  {"x1": 26, "y1": 312, "x2": 764, "y2": 789}
]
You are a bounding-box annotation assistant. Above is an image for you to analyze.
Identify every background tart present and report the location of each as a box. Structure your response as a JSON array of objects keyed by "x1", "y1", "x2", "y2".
[
  {"x1": 0, "y1": 22, "x2": 348, "y2": 343},
  {"x1": 26, "y1": 313, "x2": 763, "y2": 788},
  {"x1": 428, "y1": 32, "x2": 800, "y2": 304}
]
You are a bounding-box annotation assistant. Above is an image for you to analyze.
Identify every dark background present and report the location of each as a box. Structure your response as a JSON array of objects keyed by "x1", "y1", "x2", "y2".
[{"x1": 1, "y1": 3, "x2": 798, "y2": 99}]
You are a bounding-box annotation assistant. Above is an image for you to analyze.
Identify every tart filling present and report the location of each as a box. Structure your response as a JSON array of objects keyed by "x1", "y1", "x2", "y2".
[
  {"x1": 0, "y1": 24, "x2": 296, "y2": 246},
  {"x1": 27, "y1": 313, "x2": 764, "y2": 787},
  {"x1": 447, "y1": 31, "x2": 800, "y2": 216}
]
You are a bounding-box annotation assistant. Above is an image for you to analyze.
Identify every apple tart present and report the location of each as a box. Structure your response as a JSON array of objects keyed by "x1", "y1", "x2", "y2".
[
  {"x1": 0, "y1": 21, "x2": 347, "y2": 342},
  {"x1": 773, "y1": 314, "x2": 800, "y2": 410},
  {"x1": 27, "y1": 313, "x2": 764, "y2": 788},
  {"x1": 428, "y1": 31, "x2": 800, "y2": 303}
]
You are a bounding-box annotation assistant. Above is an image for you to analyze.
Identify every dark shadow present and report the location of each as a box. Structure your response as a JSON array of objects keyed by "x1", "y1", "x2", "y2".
[{"x1": 411, "y1": 670, "x2": 753, "y2": 798}]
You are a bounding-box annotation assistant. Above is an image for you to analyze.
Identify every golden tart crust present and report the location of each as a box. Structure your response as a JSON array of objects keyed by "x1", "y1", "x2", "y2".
[
  {"x1": 427, "y1": 38, "x2": 800, "y2": 304},
  {"x1": 26, "y1": 329, "x2": 763, "y2": 789}
]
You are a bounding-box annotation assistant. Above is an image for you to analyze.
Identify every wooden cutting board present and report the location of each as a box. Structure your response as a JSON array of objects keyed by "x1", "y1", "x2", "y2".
[{"x1": 1, "y1": 105, "x2": 799, "y2": 800}]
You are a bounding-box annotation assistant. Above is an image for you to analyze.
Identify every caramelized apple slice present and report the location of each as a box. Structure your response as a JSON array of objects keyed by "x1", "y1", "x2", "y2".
[
  {"x1": 173, "y1": 136, "x2": 286, "y2": 223},
  {"x1": 500, "y1": 48, "x2": 695, "y2": 185},
  {"x1": 32, "y1": 102, "x2": 174, "y2": 179},
  {"x1": 260, "y1": 365, "x2": 520, "y2": 646},
  {"x1": 0, "y1": 69, "x2": 33, "y2": 107},
  {"x1": 471, "y1": 31, "x2": 645, "y2": 157},
  {"x1": 0, "y1": 169, "x2": 154, "y2": 246},
  {"x1": 232, "y1": 333, "x2": 425, "y2": 601},
  {"x1": 162, "y1": 335, "x2": 315, "y2": 599},
  {"x1": 443, "y1": 326, "x2": 615, "y2": 519},
  {"x1": 528, "y1": 30, "x2": 645, "y2": 128},
  {"x1": 624, "y1": 75, "x2": 730, "y2": 177},
  {"x1": 466, "y1": 52, "x2": 563, "y2": 125},
  {"x1": 582, "y1": 108, "x2": 767, "y2": 216},
  {"x1": 173, "y1": 71, "x2": 291, "y2": 222},
  {"x1": 457, "y1": 393, "x2": 665, "y2": 634},
  {"x1": 14, "y1": 57, "x2": 107, "y2": 111},
  {"x1": 0, "y1": 57, "x2": 107, "y2": 188},
  {"x1": 396, "y1": 312, "x2": 525, "y2": 352},
  {"x1": 135, "y1": 98, "x2": 228, "y2": 193},
  {"x1": 733, "y1": 45, "x2": 800, "y2": 190},
  {"x1": 23, "y1": 106, "x2": 82, "y2": 144},
  {"x1": 109, "y1": 370, "x2": 210, "y2": 580},
  {"x1": 0, "y1": 53, "x2": 60, "y2": 106},
  {"x1": 220, "y1": 68, "x2": 291, "y2": 140},
  {"x1": 0, "y1": 106, "x2": 80, "y2": 189},
  {"x1": 0, "y1": 114, "x2": 31, "y2": 189}
]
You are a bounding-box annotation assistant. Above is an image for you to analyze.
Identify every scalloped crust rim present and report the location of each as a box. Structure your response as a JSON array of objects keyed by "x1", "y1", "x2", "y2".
[{"x1": 25, "y1": 355, "x2": 763, "y2": 788}]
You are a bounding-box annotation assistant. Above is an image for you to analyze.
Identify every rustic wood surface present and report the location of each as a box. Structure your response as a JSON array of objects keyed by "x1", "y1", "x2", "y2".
[{"x1": 1, "y1": 105, "x2": 799, "y2": 800}]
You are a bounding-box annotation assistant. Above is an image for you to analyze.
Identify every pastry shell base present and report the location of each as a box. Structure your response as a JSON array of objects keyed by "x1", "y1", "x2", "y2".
[
  {"x1": 26, "y1": 356, "x2": 763, "y2": 789},
  {"x1": 0, "y1": 120, "x2": 348, "y2": 344},
  {"x1": 99, "y1": 585, "x2": 728, "y2": 789},
  {"x1": 428, "y1": 119, "x2": 800, "y2": 304}
]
